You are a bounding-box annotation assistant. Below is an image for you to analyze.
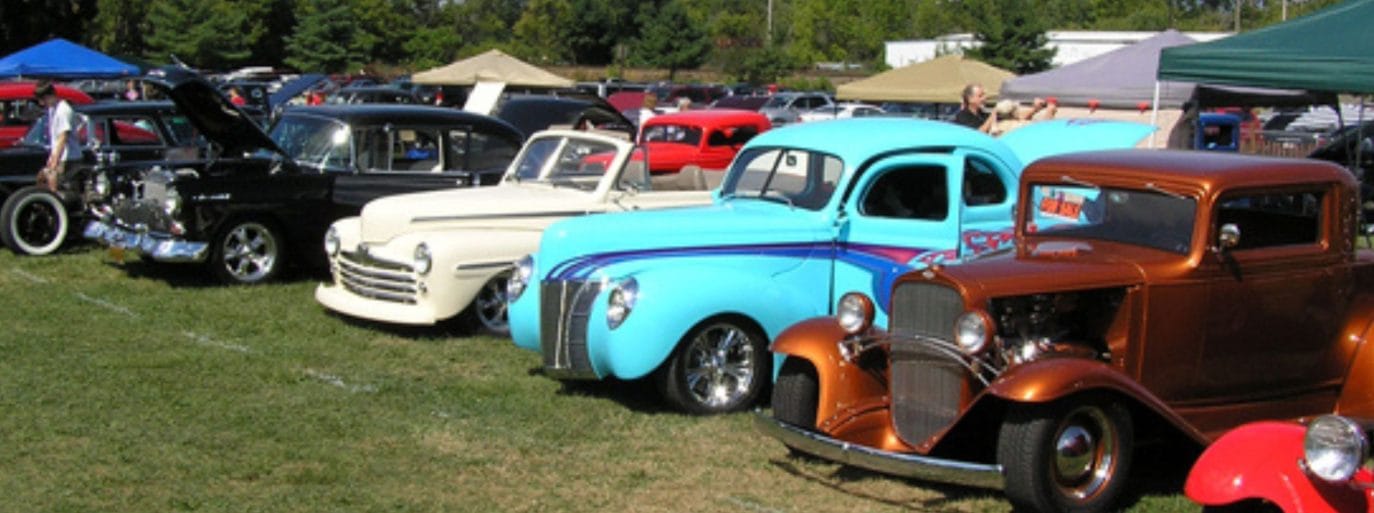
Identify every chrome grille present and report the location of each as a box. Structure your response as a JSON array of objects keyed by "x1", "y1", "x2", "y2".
[
  {"x1": 889, "y1": 282, "x2": 967, "y2": 446},
  {"x1": 540, "y1": 279, "x2": 602, "y2": 379},
  {"x1": 338, "y1": 250, "x2": 417, "y2": 304}
]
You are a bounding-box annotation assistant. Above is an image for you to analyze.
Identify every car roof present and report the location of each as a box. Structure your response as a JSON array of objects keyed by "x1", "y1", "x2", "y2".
[
  {"x1": 75, "y1": 100, "x2": 178, "y2": 115},
  {"x1": 0, "y1": 81, "x2": 93, "y2": 103},
  {"x1": 743, "y1": 117, "x2": 1016, "y2": 167},
  {"x1": 643, "y1": 109, "x2": 769, "y2": 128},
  {"x1": 1026, "y1": 149, "x2": 1355, "y2": 193},
  {"x1": 280, "y1": 104, "x2": 522, "y2": 140}
]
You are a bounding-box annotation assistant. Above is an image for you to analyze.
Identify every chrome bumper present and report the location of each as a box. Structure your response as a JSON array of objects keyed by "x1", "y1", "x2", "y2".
[
  {"x1": 752, "y1": 411, "x2": 1005, "y2": 490},
  {"x1": 83, "y1": 220, "x2": 208, "y2": 263}
]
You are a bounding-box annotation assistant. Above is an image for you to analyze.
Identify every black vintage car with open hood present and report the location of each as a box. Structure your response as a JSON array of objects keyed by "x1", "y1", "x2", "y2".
[{"x1": 85, "y1": 66, "x2": 524, "y2": 284}]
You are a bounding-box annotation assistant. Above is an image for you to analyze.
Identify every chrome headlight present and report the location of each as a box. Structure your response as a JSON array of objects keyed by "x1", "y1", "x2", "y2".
[
  {"x1": 93, "y1": 172, "x2": 110, "y2": 197},
  {"x1": 605, "y1": 277, "x2": 638, "y2": 329},
  {"x1": 324, "y1": 226, "x2": 340, "y2": 257},
  {"x1": 413, "y1": 243, "x2": 432, "y2": 275},
  {"x1": 507, "y1": 255, "x2": 533, "y2": 300},
  {"x1": 836, "y1": 292, "x2": 874, "y2": 335},
  {"x1": 953, "y1": 311, "x2": 993, "y2": 354},
  {"x1": 1304, "y1": 415, "x2": 1368, "y2": 483},
  {"x1": 162, "y1": 186, "x2": 181, "y2": 215}
]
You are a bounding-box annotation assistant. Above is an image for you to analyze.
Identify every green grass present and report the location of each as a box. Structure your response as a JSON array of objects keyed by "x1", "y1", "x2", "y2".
[{"x1": 0, "y1": 248, "x2": 1198, "y2": 512}]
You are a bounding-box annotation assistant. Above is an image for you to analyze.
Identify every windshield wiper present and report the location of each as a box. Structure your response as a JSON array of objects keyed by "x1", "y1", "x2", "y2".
[{"x1": 1144, "y1": 182, "x2": 1187, "y2": 200}]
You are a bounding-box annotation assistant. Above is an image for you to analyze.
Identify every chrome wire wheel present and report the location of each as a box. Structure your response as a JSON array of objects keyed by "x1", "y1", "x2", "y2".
[
  {"x1": 1050, "y1": 406, "x2": 1118, "y2": 501},
  {"x1": 461, "y1": 272, "x2": 510, "y2": 335},
  {"x1": 681, "y1": 322, "x2": 758, "y2": 410},
  {"x1": 217, "y1": 221, "x2": 278, "y2": 283}
]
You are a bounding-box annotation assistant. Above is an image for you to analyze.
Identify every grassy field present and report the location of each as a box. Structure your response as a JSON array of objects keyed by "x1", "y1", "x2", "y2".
[{"x1": 0, "y1": 247, "x2": 1199, "y2": 513}]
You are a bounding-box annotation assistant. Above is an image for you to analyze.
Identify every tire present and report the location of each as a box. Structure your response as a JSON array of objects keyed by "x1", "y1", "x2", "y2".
[
  {"x1": 209, "y1": 218, "x2": 284, "y2": 285},
  {"x1": 0, "y1": 186, "x2": 69, "y2": 255},
  {"x1": 772, "y1": 357, "x2": 818, "y2": 428},
  {"x1": 457, "y1": 271, "x2": 511, "y2": 336},
  {"x1": 656, "y1": 318, "x2": 770, "y2": 415},
  {"x1": 998, "y1": 397, "x2": 1134, "y2": 513}
]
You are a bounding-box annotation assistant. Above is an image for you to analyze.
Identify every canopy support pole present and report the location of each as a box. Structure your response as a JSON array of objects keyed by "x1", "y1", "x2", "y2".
[{"x1": 1149, "y1": 81, "x2": 1161, "y2": 148}]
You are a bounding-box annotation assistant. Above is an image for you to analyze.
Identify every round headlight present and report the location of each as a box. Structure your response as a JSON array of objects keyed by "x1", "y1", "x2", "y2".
[
  {"x1": 953, "y1": 311, "x2": 993, "y2": 354},
  {"x1": 324, "y1": 226, "x2": 340, "y2": 257},
  {"x1": 1304, "y1": 415, "x2": 1368, "y2": 482},
  {"x1": 507, "y1": 255, "x2": 533, "y2": 300},
  {"x1": 836, "y1": 293, "x2": 875, "y2": 335},
  {"x1": 162, "y1": 187, "x2": 181, "y2": 215},
  {"x1": 606, "y1": 277, "x2": 638, "y2": 329},
  {"x1": 413, "y1": 243, "x2": 432, "y2": 275}
]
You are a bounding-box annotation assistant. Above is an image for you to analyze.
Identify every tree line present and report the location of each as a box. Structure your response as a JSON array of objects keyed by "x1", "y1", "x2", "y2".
[{"x1": 0, "y1": 0, "x2": 1346, "y2": 82}]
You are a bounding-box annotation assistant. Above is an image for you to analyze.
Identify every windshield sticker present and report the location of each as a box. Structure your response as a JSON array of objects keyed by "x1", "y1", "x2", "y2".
[{"x1": 1038, "y1": 189, "x2": 1085, "y2": 221}]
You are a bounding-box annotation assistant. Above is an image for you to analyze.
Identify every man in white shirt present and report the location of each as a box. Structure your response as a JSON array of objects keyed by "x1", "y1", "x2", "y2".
[{"x1": 35, "y1": 80, "x2": 80, "y2": 192}]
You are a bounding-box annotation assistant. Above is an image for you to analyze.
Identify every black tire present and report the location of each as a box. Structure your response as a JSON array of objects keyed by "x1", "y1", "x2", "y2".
[
  {"x1": 209, "y1": 217, "x2": 284, "y2": 285},
  {"x1": 772, "y1": 357, "x2": 818, "y2": 428},
  {"x1": 655, "y1": 318, "x2": 770, "y2": 415},
  {"x1": 0, "y1": 186, "x2": 69, "y2": 255},
  {"x1": 1201, "y1": 502, "x2": 1282, "y2": 513},
  {"x1": 456, "y1": 271, "x2": 511, "y2": 336},
  {"x1": 998, "y1": 397, "x2": 1134, "y2": 513}
]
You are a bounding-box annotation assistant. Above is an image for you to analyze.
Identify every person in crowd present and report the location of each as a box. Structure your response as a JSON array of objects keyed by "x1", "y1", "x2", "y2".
[
  {"x1": 124, "y1": 80, "x2": 141, "y2": 101},
  {"x1": 953, "y1": 83, "x2": 996, "y2": 133},
  {"x1": 991, "y1": 97, "x2": 1057, "y2": 136},
  {"x1": 34, "y1": 80, "x2": 79, "y2": 193},
  {"x1": 228, "y1": 87, "x2": 247, "y2": 106},
  {"x1": 639, "y1": 95, "x2": 659, "y2": 124},
  {"x1": 677, "y1": 97, "x2": 692, "y2": 111}
]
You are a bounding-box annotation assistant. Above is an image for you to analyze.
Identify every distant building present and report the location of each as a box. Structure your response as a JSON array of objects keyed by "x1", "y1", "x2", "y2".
[{"x1": 885, "y1": 30, "x2": 1230, "y2": 69}]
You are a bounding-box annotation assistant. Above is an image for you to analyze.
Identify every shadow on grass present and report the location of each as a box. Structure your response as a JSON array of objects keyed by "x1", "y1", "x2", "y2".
[
  {"x1": 533, "y1": 372, "x2": 674, "y2": 414},
  {"x1": 768, "y1": 458, "x2": 1001, "y2": 511},
  {"x1": 321, "y1": 308, "x2": 475, "y2": 340},
  {"x1": 102, "y1": 257, "x2": 330, "y2": 289}
]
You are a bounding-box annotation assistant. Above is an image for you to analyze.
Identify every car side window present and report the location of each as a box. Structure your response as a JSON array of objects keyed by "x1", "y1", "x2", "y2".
[
  {"x1": 107, "y1": 116, "x2": 164, "y2": 146},
  {"x1": 389, "y1": 129, "x2": 440, "y2": 172},
  {"x1": 963, "y1": 157, "x2": 1007, "y2": 206},
  {"x1": 165, "y1": 115, "x2": 203, "y2": 146},
  {"x1": 860, "y1": 165, "x2": 949, "y2": 221},
  {"x1": 456, "y1": 130, "x2": 519, "y2": 172},
  {"x1": 1216, "y1": 189, "x2": 1324, "y2": 250}
]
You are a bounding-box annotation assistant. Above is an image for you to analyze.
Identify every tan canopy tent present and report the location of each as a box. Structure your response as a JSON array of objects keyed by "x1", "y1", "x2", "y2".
[
  {"x1": 411, "y1": 49, "x2": 574, "y2": 88},
  {"x1": 837, "y1": 55, "x2": 1014, "y2": 103}
]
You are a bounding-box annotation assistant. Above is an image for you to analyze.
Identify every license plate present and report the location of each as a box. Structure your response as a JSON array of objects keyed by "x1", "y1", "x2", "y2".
[{"x1": 108, "y1": 246, "x2": 125, "y2": 263}]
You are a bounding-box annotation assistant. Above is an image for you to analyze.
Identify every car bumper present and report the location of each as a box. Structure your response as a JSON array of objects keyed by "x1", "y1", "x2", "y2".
[
  {"x1": 83, "y1": 220, "x2": 208, "y2": 263},
  {"x1": 314, "y1": 282, "x2": 439, "y2": 325},
  {"x1": 752, "y1": 412, "x2": 1005, "y2": 490}
]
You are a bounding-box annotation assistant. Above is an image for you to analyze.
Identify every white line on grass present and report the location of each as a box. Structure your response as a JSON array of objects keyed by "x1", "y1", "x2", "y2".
[
  {"x1": 10, "y1": 268, "x2": 50, "y2": 284},
  {"x1": 74, "y1": 292, "x2": 138, "y2": 318},
  {"x1": 183, "y1": 331, "x2": 252, "y2": 354},
  {"x1": 722, "y1": 496, "x2": 789, "y2": 513},
  {"x1": 303, "y1": 368, "x2": 378, "y2": 394}
]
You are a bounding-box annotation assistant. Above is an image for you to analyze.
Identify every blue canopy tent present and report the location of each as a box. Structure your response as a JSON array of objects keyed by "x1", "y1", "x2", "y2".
[{"x1": 0, "y1": 38, "x2": 139, "y2": 79}]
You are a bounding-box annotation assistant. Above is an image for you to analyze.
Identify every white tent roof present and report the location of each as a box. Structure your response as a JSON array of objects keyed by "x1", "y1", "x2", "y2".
[{"x1": 412, "y1": 49, "x2": 574, "y2": 88}]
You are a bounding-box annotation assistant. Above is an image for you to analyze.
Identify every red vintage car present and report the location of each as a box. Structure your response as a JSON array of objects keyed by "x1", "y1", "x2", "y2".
[
  {"x1": 1187, "y1": 416, "x2": 1374, "y2": 512},
  {"x1": 582, "y1": 109, "x2": 769, "y2": 181},
  {"x1": 0, "y1": 82, "x2": 94, "y2": 149}
]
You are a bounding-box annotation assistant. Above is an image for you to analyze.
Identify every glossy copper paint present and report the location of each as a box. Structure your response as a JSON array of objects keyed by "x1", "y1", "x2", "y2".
[{"x1": 777, "y1": 149, "x2": 1374, "y2": 456}]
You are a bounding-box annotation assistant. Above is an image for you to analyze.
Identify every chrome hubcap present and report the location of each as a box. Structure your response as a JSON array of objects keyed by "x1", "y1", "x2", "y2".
[
  {"x1": 1051, "y1": 406, "x2": 1116, "y2": 500},
  {"x1": 221, "y1": 223, "x2": 276, "y2": 282},
  {"x1": 474, "y1": 273, "x2": 509, "y2": 332},
  {"x1": 683, "y1": 323, "x2": 756, "y2": 409}
]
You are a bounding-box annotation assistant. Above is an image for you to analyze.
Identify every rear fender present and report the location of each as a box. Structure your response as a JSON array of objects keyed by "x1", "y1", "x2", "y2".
[
  {"x1": 1185, "y1": 421, "x2": 1367, "y2": 513},
  {"x1": 771, "y1": 319, "x2": 891, "y2": 432},
  {"x1": 986, "y1": 357, "x2": 1208, "y2": 443}
]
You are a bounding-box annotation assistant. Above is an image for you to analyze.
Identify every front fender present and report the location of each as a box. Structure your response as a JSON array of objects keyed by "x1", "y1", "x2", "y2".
[
  {"x1": 986, "y1": 357, "x2": 1209, "y2": 444},
  {"x1": 1185, "y1": 421, "x2": 1368, "y2": 513},
  {"x1": 1336, "y1": 295, "x2": 1374, "y2": 416},
  {"x1": 771, "y1": 319, "x2": 891, "y2": 432},
  {"x1": 589, "y1": 263, "x2": 824, "y2": 380}
]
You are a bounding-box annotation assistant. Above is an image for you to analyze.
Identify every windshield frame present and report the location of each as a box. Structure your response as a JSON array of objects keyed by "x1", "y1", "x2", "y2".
[
  {"x1": 718, "y1": 145, "x2": 844, "y2": 211},
  {"x1": 1021, "y1": 179, "x2": 1199, "y2": 254},
  {"x1": 266, "y1": 112, "x2": 354, "y2": 173}
]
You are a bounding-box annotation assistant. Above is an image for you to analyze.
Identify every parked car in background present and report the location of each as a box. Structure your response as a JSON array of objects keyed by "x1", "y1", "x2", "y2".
[
  {"x1": 797, "y1": 102, "x2": 886, "y2": 123},
  {"x1": 0, "y1": 101, "x2": 206, "y2": 255},
  {"x1": 1195, "y1": 112, "x2": 1241, "y2": 151},
  {"x1": 494, "y1": 94, "x2": 634, "y2": 139},
  {"x1": 759, "y1": 92, "x2": 834, "y2": 126},
  {"x1": 757, "y1": 150, "x2": 1373, "y2": 513},
  {"x1": 1187, "y1": 415, "x2": 1374, "y2": 512},
  {"x1": 326, "y1": 86, "x2": 417, "y2": 105},
  {"x1": 86, "y1": 66, "x2": 524, "y2": 284},
  {"x1": 708, "y1": 96, "x2": 770, "y2": 112},
  {"x1": 0, "y1": 81, "x2": 93, "y2": 149},
  {"x1": 506, "y1": 118, "x2": 1153, "y2": 415},
  {"x1": 651, "y1": 83, "x2": 729, "y2": 108},
  {"x1": 879, "y1": 102, "x2": 960, "y2": 121},
  {"x1": 315, "y1": 129, "x2": 716, "y2": 334},
  {"x1": 1310, "y1": 121, "x2": 1374, "y2": 223},
  {"x1": 581, "y1": 109, "x2": 770, "y2": 178}
]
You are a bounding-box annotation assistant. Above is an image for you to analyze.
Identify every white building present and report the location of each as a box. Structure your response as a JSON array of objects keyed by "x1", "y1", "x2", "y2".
[{"x1": 885, "y1": 30, "x2": 1231, "y2": 69}]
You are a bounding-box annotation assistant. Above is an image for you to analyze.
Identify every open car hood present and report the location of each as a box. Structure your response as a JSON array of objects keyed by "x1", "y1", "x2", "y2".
[{"x1": 144, "y1": 66, "x2": 287, "y2": 158}]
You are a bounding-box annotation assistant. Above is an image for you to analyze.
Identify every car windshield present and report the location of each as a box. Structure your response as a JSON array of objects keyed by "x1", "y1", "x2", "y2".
[
  {"x1": 641, "y1": 124, "x2": 702, "y2": 146},
  {"x1": 508, "y1": 135, "x2": 622, "y2": 191},
  {"x1": 720, "y1": 147, "x2": 842, "y2": 210},
  {"x1": 268, "y1": 114, "x2": 351, "y2": 171},
  {"x1": 763, "y1": 96, "x2": 792, "y2": 109},
  {"x1": 1026, "y1": 182, "x2": 1196, "y2": 254}
]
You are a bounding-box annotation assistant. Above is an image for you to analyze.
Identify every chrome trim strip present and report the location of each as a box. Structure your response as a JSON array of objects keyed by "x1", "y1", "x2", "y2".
[
  {"x1": 411, "y1": 210, "x2": 589, "y2": 223},
  {"x1": 454, "y1": 261, "x2": 515, "y2": 271},
  {"x1": 83, "y1": 220, "x2": 208, "y2": 263},
  {"x1": 752, "y1": 412, "x2": 1005, "y2": 490}
]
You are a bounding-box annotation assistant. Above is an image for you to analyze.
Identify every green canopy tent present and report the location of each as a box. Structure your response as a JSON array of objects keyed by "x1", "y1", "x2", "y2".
[{"x1": 1157, "y1": 0, "x2": 1374, "y2": 94}]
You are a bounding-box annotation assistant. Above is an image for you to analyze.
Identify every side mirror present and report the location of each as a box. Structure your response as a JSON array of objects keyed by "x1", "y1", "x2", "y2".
[{"x1": 1217, "y1": 223, "x2": 1241, "y2": 251}]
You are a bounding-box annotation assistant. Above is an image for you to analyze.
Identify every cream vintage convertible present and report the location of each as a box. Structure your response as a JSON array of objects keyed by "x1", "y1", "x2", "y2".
[{"x1": 315, "y1": 129, "x2": 714, "y2": 333}]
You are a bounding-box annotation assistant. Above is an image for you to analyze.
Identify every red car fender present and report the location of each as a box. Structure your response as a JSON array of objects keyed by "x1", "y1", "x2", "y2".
[
  {"x1": 1185, "y1": 421, "x2": 1369, "y2": 513},
  {"x1": 771, "y1": 318, "x2": 891, "y2": 432}
]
